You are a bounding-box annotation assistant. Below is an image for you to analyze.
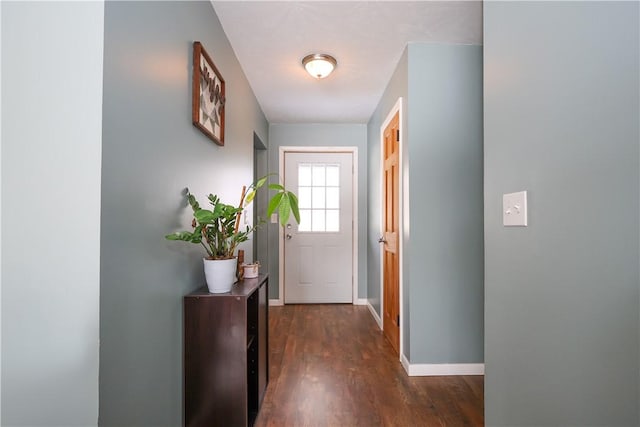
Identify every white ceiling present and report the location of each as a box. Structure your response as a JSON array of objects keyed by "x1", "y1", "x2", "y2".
[{"x1": 212, "y1": 1, "x2": 483, "y2": 123}]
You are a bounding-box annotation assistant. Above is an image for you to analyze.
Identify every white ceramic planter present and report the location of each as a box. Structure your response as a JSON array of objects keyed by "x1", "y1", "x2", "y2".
[{"x1": 203, "y1": 258, "x2": 237, "y2": 293}]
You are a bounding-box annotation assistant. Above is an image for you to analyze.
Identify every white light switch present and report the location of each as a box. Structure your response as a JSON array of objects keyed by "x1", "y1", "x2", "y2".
[
  {"x1": 270, "y1": 213, "x2": 278, "y2": 224},
  {"x1": 503, "y1": 191, "x2": 527, "y2": 226}
]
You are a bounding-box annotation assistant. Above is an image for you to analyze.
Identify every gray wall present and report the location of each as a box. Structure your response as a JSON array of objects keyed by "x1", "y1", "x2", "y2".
[
  {"x1": 406, "y1": 44, "x2": 484, "y2": 364},
  {"x1": 267, "y1": 124, "x2": 368, "y2": 301},
  {"x1": 484, "y1": 2, "x2": 639, "y2": 425},
  {"x1": 1, "y1": 2, "x2": 4, "y2": 420},
  {"x1": 366, "y1": 44, "x2": 483, "y2": 365},
  {"x1": 100, "y1": 2, "x2": 267, "y2": 425},
  {"x1": 1, "y1": 2, "x2": 104, "y2": 425}
]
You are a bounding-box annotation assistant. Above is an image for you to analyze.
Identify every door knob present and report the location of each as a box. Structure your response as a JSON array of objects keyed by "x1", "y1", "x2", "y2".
[
  {"x1": 378, "y1": 236, "x2": 387, "y2": 243},
  {"x1": 286, "y1": 234, "x2": 293, "y2": 240}
]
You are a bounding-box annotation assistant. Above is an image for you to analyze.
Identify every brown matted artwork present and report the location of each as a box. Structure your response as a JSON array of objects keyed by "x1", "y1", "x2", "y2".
[{"x1": 192, "y1": 41, "x2": 226, "y2": 146}]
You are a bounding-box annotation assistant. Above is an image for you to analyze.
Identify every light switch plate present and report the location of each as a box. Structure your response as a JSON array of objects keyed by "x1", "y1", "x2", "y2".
[
  {"x1": 270, "y1": 213, "x2": 278, "y2": 224},
  {"x1": 503, "y1": 191, "x2": 527, "y2": 226}
]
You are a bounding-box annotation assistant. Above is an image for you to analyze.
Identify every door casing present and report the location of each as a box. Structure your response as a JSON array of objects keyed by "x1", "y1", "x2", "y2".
[
  {"x1": 380, "y1": 98, "x2": 404, "y2": 361},
  {"x1": 278, "y1": 146, "x2": 359, "y2": 305}
]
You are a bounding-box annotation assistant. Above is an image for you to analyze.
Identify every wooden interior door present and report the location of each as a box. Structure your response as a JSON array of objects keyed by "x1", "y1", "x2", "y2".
[{"x1": 382, "y1": 112, "x2": 400, "y2": 355}]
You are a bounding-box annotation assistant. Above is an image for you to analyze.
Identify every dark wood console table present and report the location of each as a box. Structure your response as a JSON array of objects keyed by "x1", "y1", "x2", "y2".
[{"x1": 184, "y1": 275, "x2": 268, "y2": 427}]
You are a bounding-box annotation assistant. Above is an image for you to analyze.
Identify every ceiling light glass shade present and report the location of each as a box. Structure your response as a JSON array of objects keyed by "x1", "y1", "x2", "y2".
[{"x1": 302, "y1": 54, "x2": 337, "y2": 79}]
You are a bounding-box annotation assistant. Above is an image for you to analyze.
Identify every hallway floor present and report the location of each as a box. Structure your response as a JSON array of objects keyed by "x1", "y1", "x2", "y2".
[{"x1": 255, "y1": 304, "x2": 484, "y2": 427}]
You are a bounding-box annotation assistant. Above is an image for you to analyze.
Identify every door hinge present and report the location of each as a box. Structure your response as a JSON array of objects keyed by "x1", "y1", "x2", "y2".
[
  {"x1": 396, "y1": 129, "x2": 400, "y2": 142},
  {"x1": 397, "y1": 315, "x2": 400, "y2": 326}
]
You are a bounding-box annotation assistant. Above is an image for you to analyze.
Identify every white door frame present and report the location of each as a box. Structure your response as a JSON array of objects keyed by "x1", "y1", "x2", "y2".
[
  {"x1": 379, "y1": 98, "x2": 404, "y2": 361},
  {"x1": 278, "y1": 146, "x2": 359, "y2": 305}
]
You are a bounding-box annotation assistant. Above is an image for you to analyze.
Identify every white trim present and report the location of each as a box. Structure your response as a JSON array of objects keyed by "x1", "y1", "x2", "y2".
[
  {"x1": 352, "y1": 150, "x2": 359, "y2": 305},
  {"x1": 353, "y1": 298, "x2": 367, "y2": 306},
  {"x1": 367, "y1": 302, "x2": 383, "y2": 329},
  {"x1": 379, "y1": 98, "x2": 404, "y2": 361},
  {"x1": 279, "y1": 146, "x2": 359, "y2": 305},
  {"x1": 400, "y1": 356, "x2": 485, "y2": 377},
  {"x1": 278, "y1": 147, "x2": 285, "y2": 307},
  {"x1": 401, "y1": 353, "x2": 411, "y2": 373},
  {"x1": 269, "y1": 299, "x2": 283, "y2": 307}
]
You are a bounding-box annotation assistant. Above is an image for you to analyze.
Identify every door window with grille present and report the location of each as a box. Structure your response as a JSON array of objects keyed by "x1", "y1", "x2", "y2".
[{"x1": 297, "y1": 163, "x2": 340, "y2": 232}]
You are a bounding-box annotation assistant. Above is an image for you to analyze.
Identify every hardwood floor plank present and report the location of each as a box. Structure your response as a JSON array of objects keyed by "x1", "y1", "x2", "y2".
[{"x1": 256, "y1": 305, "x2": 484, "y2": 427}]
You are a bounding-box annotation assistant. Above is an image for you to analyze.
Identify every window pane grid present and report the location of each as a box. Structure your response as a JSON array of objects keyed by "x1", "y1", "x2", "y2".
[{"x1": 297, "y1": 163, "x2": 340, "y2": 233}]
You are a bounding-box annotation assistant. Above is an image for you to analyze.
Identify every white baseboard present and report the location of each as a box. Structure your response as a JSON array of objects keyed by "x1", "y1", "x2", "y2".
[
  {"x1": 401, "y1": 354, "x2": 411, "y2": 373},
  {"x1": 366, "y1": 302, "x2": 382, "y2": 329},
  {"x1": 270, "y1": 298, "x2": 368, "y2": 306},
  {"x1": 401, "y1": 354, "x2": 484, "y2": 376}
]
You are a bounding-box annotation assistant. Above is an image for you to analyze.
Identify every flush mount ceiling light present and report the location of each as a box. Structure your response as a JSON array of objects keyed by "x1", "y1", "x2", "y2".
[{"x1": 302, "y1": 53, "x2": 337, "y2": 79}]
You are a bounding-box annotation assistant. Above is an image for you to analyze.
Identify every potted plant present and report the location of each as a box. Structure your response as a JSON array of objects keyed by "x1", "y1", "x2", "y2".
[
  {"x1": 242, "y1": 260, "x2": 260, "y2": 279},
  {"x1": 165, "y1": 176, "x2": 299, "y2": 293}
]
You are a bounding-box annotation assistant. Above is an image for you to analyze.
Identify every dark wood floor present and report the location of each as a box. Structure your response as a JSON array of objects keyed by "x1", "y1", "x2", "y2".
[{"x1": 255, "y1": 304, "x2": 484, "y2": 427}]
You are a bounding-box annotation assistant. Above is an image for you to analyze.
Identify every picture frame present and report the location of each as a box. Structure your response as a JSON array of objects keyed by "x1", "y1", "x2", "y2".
[{"x1": 192, "y1": 41, "x2": 226, "y2": 146}]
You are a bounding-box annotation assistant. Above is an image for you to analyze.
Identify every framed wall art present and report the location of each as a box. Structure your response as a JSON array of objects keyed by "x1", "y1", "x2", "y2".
[{"x1": 192, "y1": 41, "x2": 226, "y2": 146}]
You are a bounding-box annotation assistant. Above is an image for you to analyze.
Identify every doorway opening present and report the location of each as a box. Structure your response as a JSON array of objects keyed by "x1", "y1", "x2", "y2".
[
  {"x1": 278, "y1": 146, "x2": 359, "y2": 305},
  {"x1": 379, "y1": 98, "x2": 404, "y2": 360},
  {"x1": 253, "y1": 133, "x2": 268, "y2": 268}
]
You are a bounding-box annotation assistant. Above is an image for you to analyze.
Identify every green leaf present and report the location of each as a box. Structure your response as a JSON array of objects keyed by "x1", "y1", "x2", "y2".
[
  {"x1": 212, "y1": 203, "x2": 224, "y2": 218},
  {"x1": 194, "y1": 209, "x2": 215, "y2": 224},
  {"x1": 245, "y1": 190, "x2": 256, "y2": 204},
  {"x1": 255, "y1": 176, "x2": 267, "y2": 189},
  {"x1": 268, "y1": 183, "x2": 285, "y2": 191},
  {"x1": 191, "y1": 225, "x2": 204, "y2": 243},
  {"x1": 165, "y1": 231, "x2": 197, "y2": 242},
  {"x1": 267, "y1": 192, "x2": 283, "y2": 217},
  {"x1": 222, "y1": 204, "x2": 241, "y2": 218},
  {"x1": 279, "y1": 194, "x2": 291, "y2": 226},
  {"x1": 233, "y1": 231, "x2": 249, "y2": 244},
  {"x1": 187, "y1": 194, "x2": 200, "y2": 211},
  {"x1": 288, "y1": 191, "x2": 300, "y2": 224}
]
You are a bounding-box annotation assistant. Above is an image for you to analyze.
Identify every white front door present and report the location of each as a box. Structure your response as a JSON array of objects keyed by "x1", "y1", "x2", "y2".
[{"x1": 284, "y1": 152, "x2": 353, "y2": 303}]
